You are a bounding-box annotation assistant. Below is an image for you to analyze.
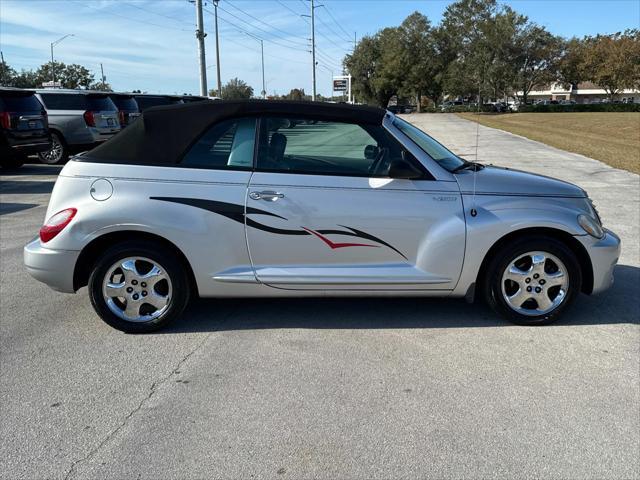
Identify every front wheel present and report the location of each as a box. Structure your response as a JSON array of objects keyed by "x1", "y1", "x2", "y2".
[
  {"x1": 482, "y1": 237, "x2": 582, "y2": 325},
  {"x1": 88, "y1": 242, "x2": 191, "y2": 333}
]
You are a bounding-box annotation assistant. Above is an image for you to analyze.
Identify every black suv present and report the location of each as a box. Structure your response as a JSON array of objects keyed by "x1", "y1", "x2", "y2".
[
  {"x1": 109, "y1": 93, "x2": 141, "y2": 128},
  {"x1": 133, "y1": 94, "x2": 183, "y2": 112},
  {"x1": 0, "y1": 88, "x2": 51, "y2": 169}
]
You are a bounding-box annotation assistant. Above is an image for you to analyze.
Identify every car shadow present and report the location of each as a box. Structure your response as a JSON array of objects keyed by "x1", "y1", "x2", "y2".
[
  {"x1": 1, "y1": 164, "x2": 63, "y2": 176},
  {"x1": 160, "y1": 264, "x2": 639, "y2": 334},
  {"x1": 0, "y1": 202, "x2": 40, "y2": 215},
  {"x1": 0, "y1": 180, "x2": 56, "y2": 195}
]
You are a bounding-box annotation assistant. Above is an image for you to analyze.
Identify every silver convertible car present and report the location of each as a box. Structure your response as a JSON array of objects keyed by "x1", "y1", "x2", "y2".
[{"x1": 24, "y1": 101, "x2": 620, "y2": 332}]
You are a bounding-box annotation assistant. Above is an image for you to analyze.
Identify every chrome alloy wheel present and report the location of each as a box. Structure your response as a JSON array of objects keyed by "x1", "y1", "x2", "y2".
[
  {"x1": 501, "y1": 251, "x2": 569, "y2": 316},
  {"x1": 102, "y1": 257, "x2": 172, "y2": 322},
  {"x1": 39, "y1": 134, "x2": 63, "y2": 164}
]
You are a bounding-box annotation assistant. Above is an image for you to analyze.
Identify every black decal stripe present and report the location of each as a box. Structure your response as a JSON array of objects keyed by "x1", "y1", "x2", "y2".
[
  {"x1": 149, "y1": 196, "x2": 405, "y2": 258},
  {"x1": 246, "y1": 218, "x2": 310, "y2": 235},
  {"x1": 150, "y1": 197, "x2": 287, "y2": 222}
]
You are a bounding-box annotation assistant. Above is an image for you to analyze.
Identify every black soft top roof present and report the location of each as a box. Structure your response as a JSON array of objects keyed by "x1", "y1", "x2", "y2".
[{"x1": 81, "y1": 100, "x2": 386, "y2": 165}]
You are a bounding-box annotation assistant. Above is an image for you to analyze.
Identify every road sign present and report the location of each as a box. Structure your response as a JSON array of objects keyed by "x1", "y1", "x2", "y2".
[
  {"x1": 41, "y1": 81, "x2": 62, "y2": 88},
  {"x1": 333, "y1": 79, "x2": 347, "y2": 92}
]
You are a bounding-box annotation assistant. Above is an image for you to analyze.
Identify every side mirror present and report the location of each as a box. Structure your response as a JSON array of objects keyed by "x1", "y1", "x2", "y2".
[
  {"x1": 388, "y1": 155, "x2": 424, "y2": 179},
  {"x1": 364, "y1": 144, "x2": 379, "y2": 160}
]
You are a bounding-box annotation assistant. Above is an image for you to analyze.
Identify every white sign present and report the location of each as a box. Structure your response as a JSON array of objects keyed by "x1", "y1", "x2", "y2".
[{"x1": 41, "y1": 81, "x2": 62, "y2": 88}]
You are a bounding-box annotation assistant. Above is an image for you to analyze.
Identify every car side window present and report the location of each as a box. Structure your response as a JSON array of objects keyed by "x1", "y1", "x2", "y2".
[
  {"x1": 256, "y1": 117, "x2": 415, "y2": 178},
  {"x1": 39, "y1": 94, "x2": 87, "y2": 110},
  {"x1": 181, "y1": 117, "x2": 256, "y2": 169}
]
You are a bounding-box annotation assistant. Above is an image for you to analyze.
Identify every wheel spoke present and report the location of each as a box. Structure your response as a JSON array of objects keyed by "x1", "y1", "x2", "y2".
[
  {"x1": 508, "y1": 288, "x2": 531, "y2": 308},
  {"x1": 531, "y1": 254, "x2": 546, "y2": 274},
  {"x1": 536, "y1": 293, "x2": 553, "y2": 311},
  {"x1": 120, "y1": 259, "x2": 141, "y2": 282},
  {"x1": 123, "y1": 300, "x2": 140, "y2": 319},
  {"x1": 140, "y1": 265, "x2": 166, "y2": 285},
  {"x1": 545, "y1": 271, "x2": 566, "y2": 287},
  {"x1": 104, "y1": 282, "x2": 125, "y2": 298},
  {"x1": 144, "y1": 292, "x2": 169, "y2": 310},
  {"x1": 504, "y1": 265, "x2": 529, "y2": 284}
]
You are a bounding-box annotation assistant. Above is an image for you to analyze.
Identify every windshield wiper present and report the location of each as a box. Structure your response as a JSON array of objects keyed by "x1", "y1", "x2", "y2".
[{"x1": 452, "y1": 160, "x2": 484, "y2": 173}]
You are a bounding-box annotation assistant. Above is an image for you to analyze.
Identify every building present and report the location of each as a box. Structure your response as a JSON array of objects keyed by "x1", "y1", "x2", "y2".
[{"x1": 524, "y1": 82, "x2": 639, "y2": 104}]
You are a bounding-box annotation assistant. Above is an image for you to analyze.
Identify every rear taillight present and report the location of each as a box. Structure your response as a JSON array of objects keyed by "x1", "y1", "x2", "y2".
[
  {"x1": 118, "y1": 110, "x2": 125, "y2": 125},
  {"x1": 39, "y1": 208, "x2": 77, "y2": 243},
  {"x1": 83, "y1": 110, "x2": 96, "y2": 127},
  {"x1": 0, "y1": 111, "x2": 12, "y2": 129}
]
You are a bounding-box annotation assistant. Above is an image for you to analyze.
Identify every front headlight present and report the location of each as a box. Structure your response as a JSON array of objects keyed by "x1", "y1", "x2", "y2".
[{"x1": 578, "y1": 214, "x2": 605, "y2": 239}]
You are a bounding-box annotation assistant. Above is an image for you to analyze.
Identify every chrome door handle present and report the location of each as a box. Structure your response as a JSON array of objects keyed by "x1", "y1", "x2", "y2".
[{"x1": 249, "y1": 191, "x2": 285, "y2": 201}]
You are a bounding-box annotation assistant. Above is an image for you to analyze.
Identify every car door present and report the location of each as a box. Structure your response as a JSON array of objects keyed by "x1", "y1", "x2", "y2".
[{"x1": 245, "y1": 115, "x2": 465, "y2": 290}]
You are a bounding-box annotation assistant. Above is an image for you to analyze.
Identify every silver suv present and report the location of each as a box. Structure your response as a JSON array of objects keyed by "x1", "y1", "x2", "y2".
[
  {"x1": 35, "y1": 89, "x2": 121, "y2": 164},
  {"x1": 23, "y1": 100, "x2": 620, "y2": 333}
]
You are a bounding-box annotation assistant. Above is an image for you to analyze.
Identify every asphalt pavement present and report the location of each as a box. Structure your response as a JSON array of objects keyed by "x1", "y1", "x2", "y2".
[{"x1": 1, "y1": 114, "x2": 638, "y2": 479}]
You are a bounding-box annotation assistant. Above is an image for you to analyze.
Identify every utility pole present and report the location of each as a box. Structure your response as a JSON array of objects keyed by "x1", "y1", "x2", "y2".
[
  {"x1": 213, "y1": 0, "x2": 222, "y2": 98},
  {"x1": 310, "y1": 0, "x2": 316, "y2": 101},
  {"x1": 260, "y1": 39, "x2": 266, "y2": 99},
  {"x1": 100, "y1": 63, "x2": 106, "y2": 90},
  {"x1": 302, "y1": 1, "x2": 321, "y2": 101},
  {"x1": 194, "y1": 0, "x2": 208, "y2": 96},
  {"x1": 246, "y1": 32, "x2": 266, "y2": 100}
]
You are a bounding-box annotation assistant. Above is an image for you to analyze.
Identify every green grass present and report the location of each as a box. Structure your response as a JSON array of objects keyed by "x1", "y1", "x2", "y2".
[{"x1": 457, "y1": 112, "x2": 640, "y2": 174}]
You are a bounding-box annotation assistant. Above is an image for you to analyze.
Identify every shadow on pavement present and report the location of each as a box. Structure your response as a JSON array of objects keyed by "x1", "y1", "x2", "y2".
[
  {"x1": 0, "y1": 180, "x2": 56, "y2": 194},
  {"x1": 1, "y1": 164, "x2": 63, "y2": 176},
  {"x1": 161, "y1": 264, "x2": 639, "y2": 334},
  {"x1": 0, "y1": 202, "x2": 40, "y2": 215}
]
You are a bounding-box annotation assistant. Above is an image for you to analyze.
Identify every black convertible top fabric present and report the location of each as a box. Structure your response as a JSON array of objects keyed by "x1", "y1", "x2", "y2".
[{"x1": 81, "y1": 100, "x2": 386, "y2": 165}]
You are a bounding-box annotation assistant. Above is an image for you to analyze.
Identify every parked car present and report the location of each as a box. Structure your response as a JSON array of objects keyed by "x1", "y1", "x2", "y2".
[
  {"x1": 134, "y1": 94, "x2": 183, "y2": 112},
  {"x1": 440, "y1": 100, "x2": 463, "y2": 111},
  {"x1": 35, "y1": 89, "x2": 121, "y2": 164},
  {"x1": 108, "y1": 93, "x2": 140, "y2": 128},
  {"x1": 24, "y1": 100, "x2": 620, "y2": 332},
  {"x1": 387, "y1": 104, "x2": 416, "y2": 114},
  {"x1": 0, "y1": 87, "x2": 51, "y2": 169},
  {"x1": 181, "y1": 95, "x2": 210, "y2": 104}
]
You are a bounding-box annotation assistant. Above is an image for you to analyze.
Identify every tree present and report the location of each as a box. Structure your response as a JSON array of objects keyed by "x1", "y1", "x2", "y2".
[
  {"x1": 284, "y1": 88, "x2": 307, "y2": 101},
  {"x1": 10, "y1": 69, "x2": 40, "y2": 88},
  {"x1": 513, "y1": 24, "x2": 563, "y2": 104},
  {"x1": 218, "y1": 78, "x2": 253, "y2": 100},
  {"x1": 344, "y1": 35, "x2": 383, "y2": 105},
  {"x1": 557, "y1": 37, "x2": 587, "y2": 89},
  {"x1": 581, "y1": 30, "x2": 640, "y2": 100},
  {"x1": 89, "y1": 81, "x2": 113, "y2": 92},
  {"x1": 0, "y1": 61, "x2": 16, "y2": 86},
  {"x1": 398, "y1": 12, "x2": 439, "y2": 111}
]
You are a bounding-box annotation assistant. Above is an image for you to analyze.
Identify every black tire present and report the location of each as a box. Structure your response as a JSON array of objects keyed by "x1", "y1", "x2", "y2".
[
  {"x1": 481, "y1": 236, "x2": 582, "y2": 326},
  {"x1": 38, "y1": 132, "x2": 68, "y2": 164},
  {"x1": 88, "y1": 241, "x2": 191, "y2": 333}
]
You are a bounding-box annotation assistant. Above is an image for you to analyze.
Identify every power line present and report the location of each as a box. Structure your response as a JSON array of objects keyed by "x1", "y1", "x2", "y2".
[
  {"x1": 316, "y1": 14, "x2": 351, "y2": 47},
  {"x1": 70, "y1": 0, "x2": 192, "y2": 32},
  {"x1": 225, "y1": 0, "x2": 308, "y2": 44},
  {"x1": 320, "y1": 4, "x2": 352, "y2": 42},
  {"x1": 123, "y1": 1, "x2": 194, "y2": 27},
  {"x1": 275, "y1": 0, "x2": 310, "y2": 25},
  {"x1": 215, "y1": 3, "x2": 309, "y2": 48}
]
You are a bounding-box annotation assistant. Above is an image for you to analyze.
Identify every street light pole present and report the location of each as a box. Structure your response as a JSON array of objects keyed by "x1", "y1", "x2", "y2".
[
  {"x1": 213, "y1": 0, "x2": 222, "y2": 98},
  {"x1": 310, "y1": 0, "x2": 316, "y2": 101},
  {"x1": 50, "y1": 34, "x2": 74, "y2": 85}
]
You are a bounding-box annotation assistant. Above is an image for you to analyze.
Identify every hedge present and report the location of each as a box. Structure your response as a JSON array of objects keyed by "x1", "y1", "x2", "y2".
[{"x1": 517, "y1": 103, "x2": 640, "y2": 113}]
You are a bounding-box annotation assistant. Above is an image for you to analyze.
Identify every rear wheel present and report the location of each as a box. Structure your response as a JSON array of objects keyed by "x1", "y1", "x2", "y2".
[
  {"x1": 482, "y1": 237, "x2": 582, "y2": 325},
  {"x1": 88, "y1": 242, "x2": 191, "y2": 333},
  {"x1": 38, "y1": 132, "x2": 68, "y2": 164}
]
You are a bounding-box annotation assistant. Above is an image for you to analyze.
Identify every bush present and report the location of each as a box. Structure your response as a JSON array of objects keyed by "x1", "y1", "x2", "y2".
[{"x1": 518, "y1": 103, "x2": 640, "y2": 113}]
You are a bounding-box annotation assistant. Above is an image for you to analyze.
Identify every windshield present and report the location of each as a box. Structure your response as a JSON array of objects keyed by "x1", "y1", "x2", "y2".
[{"x1": 392, "y1": 117, "x2": 465, "y2": 171}]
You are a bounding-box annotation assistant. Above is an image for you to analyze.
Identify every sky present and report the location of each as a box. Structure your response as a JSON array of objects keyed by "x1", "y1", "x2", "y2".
[{"x1": 1, "y1": 0, "x2": 638, "y2": 96}]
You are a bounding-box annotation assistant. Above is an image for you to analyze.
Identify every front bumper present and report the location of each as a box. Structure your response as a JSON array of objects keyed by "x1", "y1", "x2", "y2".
[
  {"x1": 24, "y1": 238, "x2": 80, "y2": 293},
  {"x1": 576, "y1": 229, "x2": 621, "y2": 294}
]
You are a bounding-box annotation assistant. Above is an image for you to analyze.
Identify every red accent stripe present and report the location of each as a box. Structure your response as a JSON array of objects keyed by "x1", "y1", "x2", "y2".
[{"x1": 302, "y1": 227, "x2": 379, "y2": 250}]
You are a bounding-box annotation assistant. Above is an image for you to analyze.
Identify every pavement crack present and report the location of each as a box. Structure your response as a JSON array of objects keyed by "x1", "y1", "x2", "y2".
[{"x1": 63, "y1": 332, "x2": 214, "y2": 480}]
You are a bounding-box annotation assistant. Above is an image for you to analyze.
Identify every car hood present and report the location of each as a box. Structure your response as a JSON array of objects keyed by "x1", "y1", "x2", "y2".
[{"x1": 454, "y1": 165, "x2": 586, "y2": 198}]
